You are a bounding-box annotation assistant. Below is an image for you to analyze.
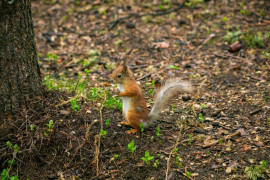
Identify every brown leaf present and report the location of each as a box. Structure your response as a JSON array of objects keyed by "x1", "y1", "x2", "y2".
[
  {"x1": 237, "y1": 128, "x2": 246, "y2": 136},
  {"x1": 243, "y1": 146, "x2": 251, "y2": 151},
  {"x1": 152, "y1": 41, "x2": 170, "y2": 49},
  {"x1": 254, "y1": 141, "x2": 264, "y2": 147},
  {"x1": 59, "y1": 110, "x2": 70, "y2": 115}
]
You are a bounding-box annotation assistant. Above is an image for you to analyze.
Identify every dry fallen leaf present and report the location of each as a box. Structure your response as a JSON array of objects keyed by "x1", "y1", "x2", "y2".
[{"x1": 152, "y1": 41, "x2": 170, "y2": 49}]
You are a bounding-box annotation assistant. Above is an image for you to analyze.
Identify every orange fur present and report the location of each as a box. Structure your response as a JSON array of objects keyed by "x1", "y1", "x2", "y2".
[
  {"x1": 111, "y1": 64, "x2": 149, "y2": 132},
  {"x1": 111, "y1": 63, "x2": 193, "y2": 133}
]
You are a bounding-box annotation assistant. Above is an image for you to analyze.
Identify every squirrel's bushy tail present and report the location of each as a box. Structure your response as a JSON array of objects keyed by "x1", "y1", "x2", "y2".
[{"x1": 148, "y1": 78, "x2": 193, "y2": 121}]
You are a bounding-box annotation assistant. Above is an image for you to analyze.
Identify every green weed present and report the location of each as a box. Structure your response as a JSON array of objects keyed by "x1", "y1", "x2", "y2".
[
  {"x1": 100, "y1": 128, "x2": 107, "y2": 138},
  {"x1": 153, "y1": 160, "x2": 159, "y2": 168},
  {"x1": 139, "y1": 123, "x2": 144, "y2": 133},
  {"x1": 199, "y1": 113, "x2": 204, "y2": 123},
  {"x1": 188, "y1": 134, "x2": 193, "y2": 145},
  {"x1": 128, "y1": 141, "x2": 136, "y2": 155},
  {"x1": 245, "y1": 160, "x2": 268, "y2": 180},
  {"x1": 70, "y1": 99, "x2": 80, "y2": 112},
  {"x1": 141, "y1": 151, "x2": 154, "y2": 166}
]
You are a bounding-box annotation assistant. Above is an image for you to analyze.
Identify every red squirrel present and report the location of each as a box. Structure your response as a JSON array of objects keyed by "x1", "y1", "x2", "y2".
[{"x1": 111, "y1": 61, "x2": 193, "y2": 133}]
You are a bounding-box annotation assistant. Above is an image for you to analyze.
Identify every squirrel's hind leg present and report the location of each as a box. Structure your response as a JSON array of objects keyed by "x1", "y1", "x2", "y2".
[{"x1": 126, "y1": 129, "x2": 139, "y2": 134}]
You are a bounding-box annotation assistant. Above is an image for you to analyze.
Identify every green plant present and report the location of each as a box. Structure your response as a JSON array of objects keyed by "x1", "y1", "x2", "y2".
[
  {"x1": 70, "y1": 99, "x2": 80, "y2": 112},
  {"x1": 47, "y1": 53, "x2": 58, "y2": 62},
  {"x1": 84, "y1": 69, "x2": 91, "y2": 76},
  {"x1": 141, "y1": 151, "x2": 154, "y2": 166},
  {"x1": 223, "y1": 30, "x2": 242, "y2": 44},
  {"x1": 172, "y1": 105, "x2": 177, "y2": 111},
  {"x1": 46, "y1": 120, "x2": 54, "y2": 132},
  {"x1": 153, "y1": 160, "x2": 159, "y2": 168},
  {"x1": 245, "y1": 161, "x2": 268, "y2": 180},
  {"x1": 199, "y1": 113, "x2": 204, "y2": 123},
  {"x1": 44, "y1": 120, "x2": 54, "y2": 136},
  {"x1": 243, "y1": 32, "x2": 265, "y2": 48},
  {"x1": 259, "y1": 10, "x2": 264, "y2": 18},
  {"x1": 113, "y1": 154, "x2": 119, "y2": 159},
  {"x1": 185, "y1": 0, "x2": 203, "y2": 7},
  {"x1": 151, "y1": 80, "x2": 156, "y2": 87},
  {"x1": 218, "y1": 138, "x2": 223, "y2": 144},
  {"x1": 222, "y1": 16, "x2": 228, "y2": 22},
  {"x1": 176, "y1": 155, "x2": 182, "y2": 168},
  {"x1": 13, "y1": 144, "x2": 19, "y2": 153},
  {"x1": 200, "y1": 103, "x2": 207, "y2": 109},
  {"x1": 188, "y1": 134, "x2": 193, "y2": 145},
  {"x1": 139, "y1": 123, "x2": 144, "y2": 133},
  {"x1": 2, "y1": 143, "x2": 20, "y2": 180},
  {"x1": 105, "y1": 119, "x2": 110, "y2": 127},
  {"x1": 186, "y1": 171, "x2": 191, "y2": 178},
  {"x1": 100, "y1": 128, "x2": 107, "y2": 138},
  {"x1": 168, "y1": 65, "x2": 180, "y2": 70},
  {"x1": 156, "y1": 126, "x2": 161, "y2": 137},
  {"x1": 105, "y1": 96, "x2": 122, "y2": 110},
  {"x1": 6, "y1": 141, "x2": 12, "y2": 149},
  {"x1": 30, "y1": 124, "x2": 35, "y2": 131},
  {"x1": 128, "y1": 141, "x2": 136, "y2": 154},
  {"x1": 173, "y1": 148, "x2": 178, "y2": 153},
  {"x1": 1, "y1": 169, "x2": 18, "y2": 180},
  {"x1": 6, "y1": 142, "x2": 19, "y2": 153},
  {"x1": 148, "y1": 89, "x2": 153, "y2": 96}
]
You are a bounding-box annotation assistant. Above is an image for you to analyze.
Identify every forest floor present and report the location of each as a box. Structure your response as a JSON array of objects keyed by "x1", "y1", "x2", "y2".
[{"x1": 1, "y1": 0, "x2": 270, "y2": 179}]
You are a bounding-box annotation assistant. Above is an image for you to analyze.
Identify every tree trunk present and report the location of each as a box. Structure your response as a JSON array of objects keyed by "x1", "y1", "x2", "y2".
[{"x1": 0, "y1": 0, "x2": 43, "y2": 117}]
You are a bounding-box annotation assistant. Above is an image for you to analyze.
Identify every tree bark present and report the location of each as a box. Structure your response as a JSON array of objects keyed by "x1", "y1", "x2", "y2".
[{"x1": 0, "y1": 0, "x2": 43, "y2": 117}]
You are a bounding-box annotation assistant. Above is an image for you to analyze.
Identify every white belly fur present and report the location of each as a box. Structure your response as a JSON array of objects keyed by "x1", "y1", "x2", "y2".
[
  {"x1": 118, "y1": 84, "x2": 131, "y2": 119},
  {"x1": 122, "y1": 97, "x2": 131, "y2": 118}
]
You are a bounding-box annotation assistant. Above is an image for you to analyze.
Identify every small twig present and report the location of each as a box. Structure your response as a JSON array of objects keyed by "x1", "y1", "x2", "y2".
[
  {"x1": 108, "y1": 0, "x2": 187, "y2": 30},
  {"x1": 226, "y1": 54, "x2": 248, "y2": 61},
  {"x1": 165, "y1": 125, "x2": 182, "y2": 180},
  {"x1": 94, "y1": 90, "x2": 107, "y2": 176},
  {"x1": 85, "y1": 120, "x2": 95, "y2": 140},
  {"x1": 196, "y1": 33, "x2": 216, "y2": 50},
  {"x1": 129, "y1": 65, "x2": 148, "y2": 69},
  {"x1": 249, "y1": 108, "x2": 262, "y2": 116},
  {"x1": 214, "y1": 53, "x2": 229, "y2": 59},
  {"x1": 137, "y1": 73, "x2": 151, "y2": 81}
]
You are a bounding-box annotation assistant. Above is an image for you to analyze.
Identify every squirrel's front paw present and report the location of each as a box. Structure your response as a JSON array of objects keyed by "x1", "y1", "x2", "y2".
[{"x1": 120, "y1": 121, "x2": 130, "y2": 126}]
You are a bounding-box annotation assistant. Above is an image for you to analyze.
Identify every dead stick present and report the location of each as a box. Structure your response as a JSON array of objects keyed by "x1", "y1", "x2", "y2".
[
  {"x1": 214, "y1": 53, "x2": 228, "y2": 59},
  {"x1": 226, "y1": 54, "x2": 248, "y2": 61},
  {"x1": 249, "y1": 108, "x2": 262, "y2": 116},
  {"x1": 137, "y1": 73, "x2": 151, "y2": 81},
  {"x1": 165, "y1": 126, "x2": 183, "y2": 180}
]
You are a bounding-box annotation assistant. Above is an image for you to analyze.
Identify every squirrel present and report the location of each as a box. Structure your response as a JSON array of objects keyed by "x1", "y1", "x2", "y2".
[{"x1": 111, "y1": 61, "x2": 193, "y2": 134}]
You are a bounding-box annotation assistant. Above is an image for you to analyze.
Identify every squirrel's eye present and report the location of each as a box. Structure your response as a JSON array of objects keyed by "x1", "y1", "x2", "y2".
[{"x1": 117, "y1": 74, "x2": 122, "y2": 78}]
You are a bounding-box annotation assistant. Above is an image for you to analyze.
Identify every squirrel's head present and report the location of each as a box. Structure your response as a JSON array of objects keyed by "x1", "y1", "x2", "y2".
[{"x1": 111, "y1": 61, "x2": 134, "y2": 84}]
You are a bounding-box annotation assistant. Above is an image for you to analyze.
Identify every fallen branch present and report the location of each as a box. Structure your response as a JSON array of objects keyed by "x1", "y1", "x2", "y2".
[
  {"x1": 165, "y1": 125, "x2": 183, "y2": 180},
  {"x1": 108, "y1": 0, "x2": 187, "y2": 30}
]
